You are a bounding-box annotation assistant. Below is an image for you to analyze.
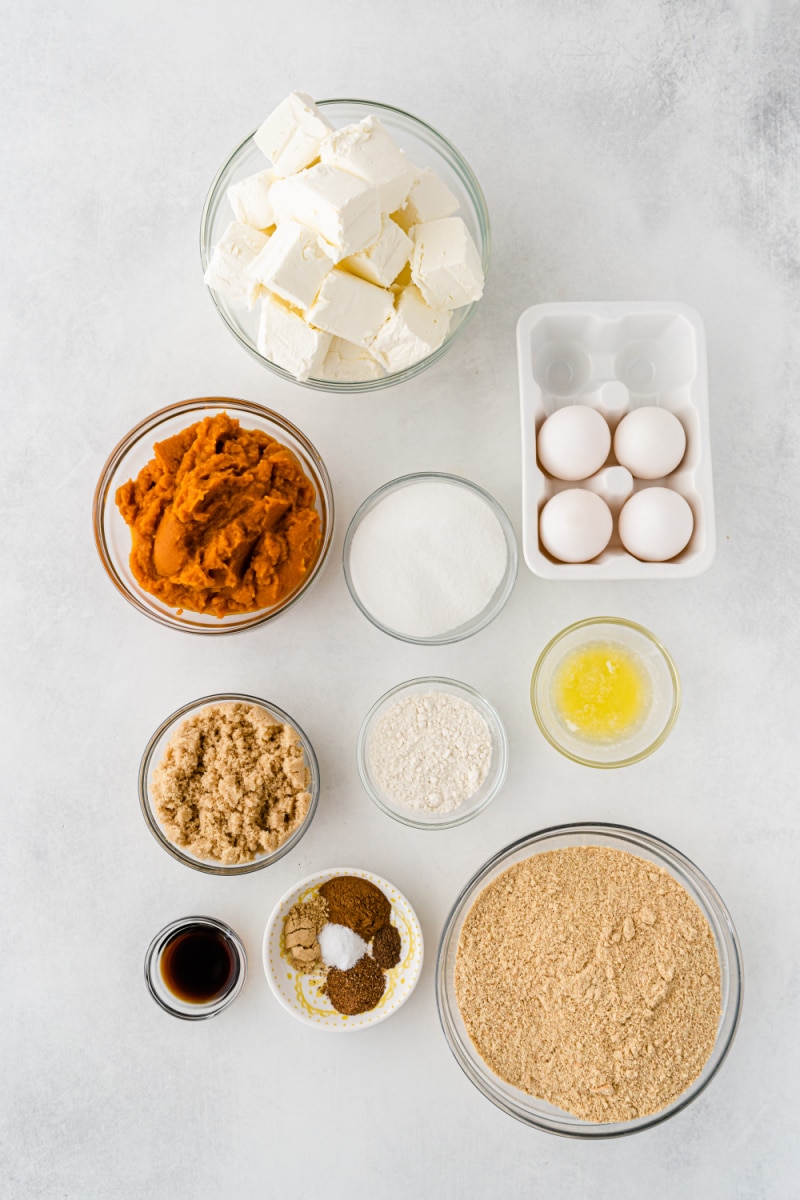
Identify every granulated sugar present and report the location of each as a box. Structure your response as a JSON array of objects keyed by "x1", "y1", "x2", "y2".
[{"x1": 348, "y1": 479, "x2": 508, "y2": 638}]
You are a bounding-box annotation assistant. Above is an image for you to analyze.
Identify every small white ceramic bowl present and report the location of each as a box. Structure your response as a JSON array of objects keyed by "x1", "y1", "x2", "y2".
[{"x1": 263, "y1": 867, "x2": 423, "y2": 1031}]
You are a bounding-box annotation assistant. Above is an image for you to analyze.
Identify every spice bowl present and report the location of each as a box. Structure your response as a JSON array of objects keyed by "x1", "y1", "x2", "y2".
[
  {"x1": 343, "y1": 473, "x2": 518, "y2": 645},
  {"x1": 531, "y1": 617, "x2": 681, "y2": 768},
  {"x1": 145, "y1": 916, "x2": 247, "y2": 1020},
  {"x1": 263, "y1": 868, "x2": 424, "y2": 1031},
  {"x1": 93, "y1": 397, "x2": 334, "y2": 634},
  {"x1": 357, "y1": 677, "x2": 509, "y2": 829},
  {"x1": 139, "y1": 693, "x2": 320, "y2": 875},
  {"x1": 200, "y1": 98, "x2": 490, "y2": 392},
  {"x1": 436, "y1": 823, "x2": 743, "y2": 1138}
]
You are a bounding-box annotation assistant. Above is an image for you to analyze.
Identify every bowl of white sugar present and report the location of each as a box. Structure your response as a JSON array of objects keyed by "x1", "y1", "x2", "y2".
[
  {"x1": 343, "y1": 473, "x2": 518, "y2": 644},
  {"x1": 357, "y1": 677, "x2": 509, "y2": 829}
]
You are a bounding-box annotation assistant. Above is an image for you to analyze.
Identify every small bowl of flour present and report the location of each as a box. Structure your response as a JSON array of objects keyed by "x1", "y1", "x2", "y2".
[
  {"x1": 343, "y1": 473, "x2": 518, "y2": 644},
  {"x1": 357, "y1": 677, "x2": 509, "y2": 828}
]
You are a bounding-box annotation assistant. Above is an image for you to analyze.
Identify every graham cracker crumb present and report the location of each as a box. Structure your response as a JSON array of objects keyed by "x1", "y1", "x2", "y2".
[{"x1": 454, "y1": 845, "x2": 721, "y2": 1122}]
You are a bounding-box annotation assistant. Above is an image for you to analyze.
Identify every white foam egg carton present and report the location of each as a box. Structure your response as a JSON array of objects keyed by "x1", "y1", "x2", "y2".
[{"x1": 517, "y1": 301, "x2": 716, "y2": 580}]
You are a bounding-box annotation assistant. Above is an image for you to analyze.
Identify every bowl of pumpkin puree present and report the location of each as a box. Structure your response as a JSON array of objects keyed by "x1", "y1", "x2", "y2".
[{"x1": 93, "y1": 398, "x2": 333, "y2": 634}]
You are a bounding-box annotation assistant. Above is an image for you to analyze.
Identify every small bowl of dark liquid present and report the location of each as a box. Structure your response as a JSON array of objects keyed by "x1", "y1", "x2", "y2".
[{"x1": 145, "y1": 916, "x2": 246, "y2": 1019}]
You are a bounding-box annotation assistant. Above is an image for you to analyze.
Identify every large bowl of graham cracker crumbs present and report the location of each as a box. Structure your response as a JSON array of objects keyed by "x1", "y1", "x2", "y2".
[
  {"x1": 139, "y1": 693, "x2": 320, "y2": 875},
  {"x1": 436, "y1": 823, "x2": 743, "y2": 1138}
]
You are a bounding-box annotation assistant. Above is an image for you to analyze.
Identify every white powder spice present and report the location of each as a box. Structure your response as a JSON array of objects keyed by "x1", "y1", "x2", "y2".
[
  {"x1": 368, "y1": 691, "x2": 493, "y2": 814},
  {"x1": 348, "y1": 479, "x2": 508, "y2": 638},
  {"x1": 317, "y1": 923, "x2": 369, "y2": 971}
]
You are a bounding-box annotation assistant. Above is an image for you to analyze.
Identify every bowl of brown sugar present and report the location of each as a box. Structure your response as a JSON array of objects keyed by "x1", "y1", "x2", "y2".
[
  {"x1": 436, "y1": 823, "x2": 743, "y2": 1137},
  {"x1": 139, "y1": 693, "x2": 320, "y2": 875}
]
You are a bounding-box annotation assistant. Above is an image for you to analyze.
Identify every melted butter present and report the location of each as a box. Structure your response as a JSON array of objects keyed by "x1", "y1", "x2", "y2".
[{"x1": 552, "y1": 641, "x2": 650, "y2": 742}]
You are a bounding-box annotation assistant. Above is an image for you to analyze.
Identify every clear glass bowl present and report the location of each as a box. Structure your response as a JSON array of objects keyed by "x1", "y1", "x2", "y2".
[
  {"x1": 436, "y1": 823, "x2": 743, "y2": 1138},
  {"x1": 357, "y1": 677, "x2": 509, "y2": 829},
  {"x1": 145, "y1": 916, "x2": 247, "y2": 1020},
  {"x1": 530, "y1": 617, "x2": 681, "y2": 768},
  {"x1": 199, "y1": 99, "x2": 490, "y2": 392},
  {"x1": 343, "y1": 472, "x2": 518, "y2": 645},
  {"x1": 93, "y1": 397, "x2": 334, "y2": 634},
  {"x1": 139, "y1": 693, "x2": 320, "y2": 875}
]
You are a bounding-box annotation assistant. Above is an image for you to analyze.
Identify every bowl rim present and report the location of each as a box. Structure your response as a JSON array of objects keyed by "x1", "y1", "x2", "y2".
[
  {"x1": 435, "y1": 821, "x2": 744, "y2": 1138},
  {"x1": 342, "y1": 471, "x2": 519, "y2": 645},
  {"x1": 144, "y1": 915, "x2": 248, "y2": 1020},
  {"x1": 92, "y1": 396, "x2": 334, "y2": 635},
  {"x1": 138, "y1": 692, "x2": 321, "y2": 875},
  {"x1": 262, "y1": 865, "x2": 425, "y2": 1031},
  {"x1": 356, "y1": 675, "x2": 509, "y2": 829},
  {"x1": 199, "y1": 97, "x2": 491, "y2": 393},
  {"x1": 530, "y1": 615, "x2": 681, "y2": 768}
]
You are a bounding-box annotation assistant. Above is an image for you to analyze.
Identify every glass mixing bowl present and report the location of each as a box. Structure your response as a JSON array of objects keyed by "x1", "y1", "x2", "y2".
[
  {"x1": 530, "y1": 617, "x2": 681, "y2": 768},
  {"x1": 357, "y1": 677, "x2": 509, "y2": 829},
  {"x1": 436, "y1": 823, "x2": 743, "y2": 1138},
  {"x1": 139, "y1": 692, "x2": 320, "y2": 875},
  {"x1": 200, "y1": 99, "x2": 490, "y2": 392},
  {"x1": 93, "y1": 397, "x2": 334, "y2": 634},
  {"x1": 343, "y1": 472, "x2": 518, "y2": 645}
]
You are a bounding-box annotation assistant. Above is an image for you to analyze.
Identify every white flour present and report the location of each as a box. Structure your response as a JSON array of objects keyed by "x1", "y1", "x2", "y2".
[
  {"x1": 348, "y1": 479, "x2": 508, "y2": 638},
  {"x1": 368, "y1": 692, "x2": 493, "y2": 814}
]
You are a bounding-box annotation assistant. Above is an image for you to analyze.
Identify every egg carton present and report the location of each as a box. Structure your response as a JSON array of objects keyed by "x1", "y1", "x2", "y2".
[{"x1": 517, "y1": 301, "x2": 716, "y2": 580}]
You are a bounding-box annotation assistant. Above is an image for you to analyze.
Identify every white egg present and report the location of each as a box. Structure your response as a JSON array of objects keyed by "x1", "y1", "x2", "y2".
[
  {"x1": 613, "y1": 406, "x2": 686, "y2": 479},
  {"x1": 539, "y1": 489, "x2": 613, "y2": 563},
  {"x1": 537, "y1": 406, "x2": 611, "y2": 481},
  {"x1": 619, "y1": 487, "x2": 694, "y2": 561}
]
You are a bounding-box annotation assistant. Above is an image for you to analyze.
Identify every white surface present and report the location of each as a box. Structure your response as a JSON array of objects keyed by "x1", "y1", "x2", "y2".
[{"x1": 2, "y1": 2, "x2": 799, "y2": 1198}]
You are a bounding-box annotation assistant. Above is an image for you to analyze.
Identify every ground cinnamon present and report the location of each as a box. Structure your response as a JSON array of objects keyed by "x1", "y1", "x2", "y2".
[{"x1": 319, "y1": 876, "x2": 390, "y2": 940}]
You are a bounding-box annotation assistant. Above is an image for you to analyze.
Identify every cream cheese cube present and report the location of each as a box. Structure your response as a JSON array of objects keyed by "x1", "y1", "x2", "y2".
[
  {"x1": 270, "y1": 164, "x2": 381, "y2": 259},
  {"x1": 339, "y1": 215, "x2": 412, "y2": 287},
  {"x1": 227, "y1": 169, "x2": 280, "y2": 231},
  {"x1": 257, "y1": 292, "x2": 331, "y2": 382},
  {"x1": 253, "y1": 91, "x2": 333, "y2": 175},
  {"x1": 393, "y1": 167, "x2": 459, "y2": 231},
  {"x1": 306, "y1": 269, "x2": 394, "y2": 346},
  {"x1": 411, "y1": 217, "x2": 484, "y2": 309},
  {"x1": 320, "y1": 117, "x2": 418, "y2": 214},
  {"x1": 203, "y1": 221, "x2": 270, "y2": 309},
  {"x1": 370, "y1": 284, "x2": 451, "y2": 372},
  {"x1": 248, "y1": 219, "x2": 334, "y2": 310},
  {"x1": 321, "y1": 337, "x2": 384, "y2": 382}
]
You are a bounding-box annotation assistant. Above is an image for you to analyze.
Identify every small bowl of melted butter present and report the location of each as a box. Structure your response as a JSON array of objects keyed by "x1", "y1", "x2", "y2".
[{"x1": 530, "y1": 617, "x2": 681, "y2": 768}]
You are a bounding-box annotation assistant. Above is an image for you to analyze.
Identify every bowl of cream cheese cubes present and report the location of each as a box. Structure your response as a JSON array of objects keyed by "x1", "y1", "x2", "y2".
[{"x1": 201, "y1": 93, "x2": 489, "y2": 390}]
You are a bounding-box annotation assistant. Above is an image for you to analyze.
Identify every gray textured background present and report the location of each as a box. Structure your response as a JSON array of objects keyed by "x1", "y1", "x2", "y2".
[{"x1": 3, "y1": 1, "x2": 799, "y2": 1197}]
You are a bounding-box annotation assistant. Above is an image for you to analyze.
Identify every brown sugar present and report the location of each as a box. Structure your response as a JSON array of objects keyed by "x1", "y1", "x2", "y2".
[
  {"x1": 115, "y1": 411, "x2": 321, "y2": 617},
  {"x1": 319, "y1": 876, "x2": 391, "y2": 941},
  {"x1": 454, "y1": 846, "x2": 721, "y2": 1122},
  {"x1": 151, "y1": 701, "x2": 311, "y2": 865}
]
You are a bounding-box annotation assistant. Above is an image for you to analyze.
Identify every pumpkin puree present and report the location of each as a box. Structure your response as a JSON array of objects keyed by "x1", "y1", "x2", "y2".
[{"x1": 115, "y1": 412, "x2": 321, "y2": 617}]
